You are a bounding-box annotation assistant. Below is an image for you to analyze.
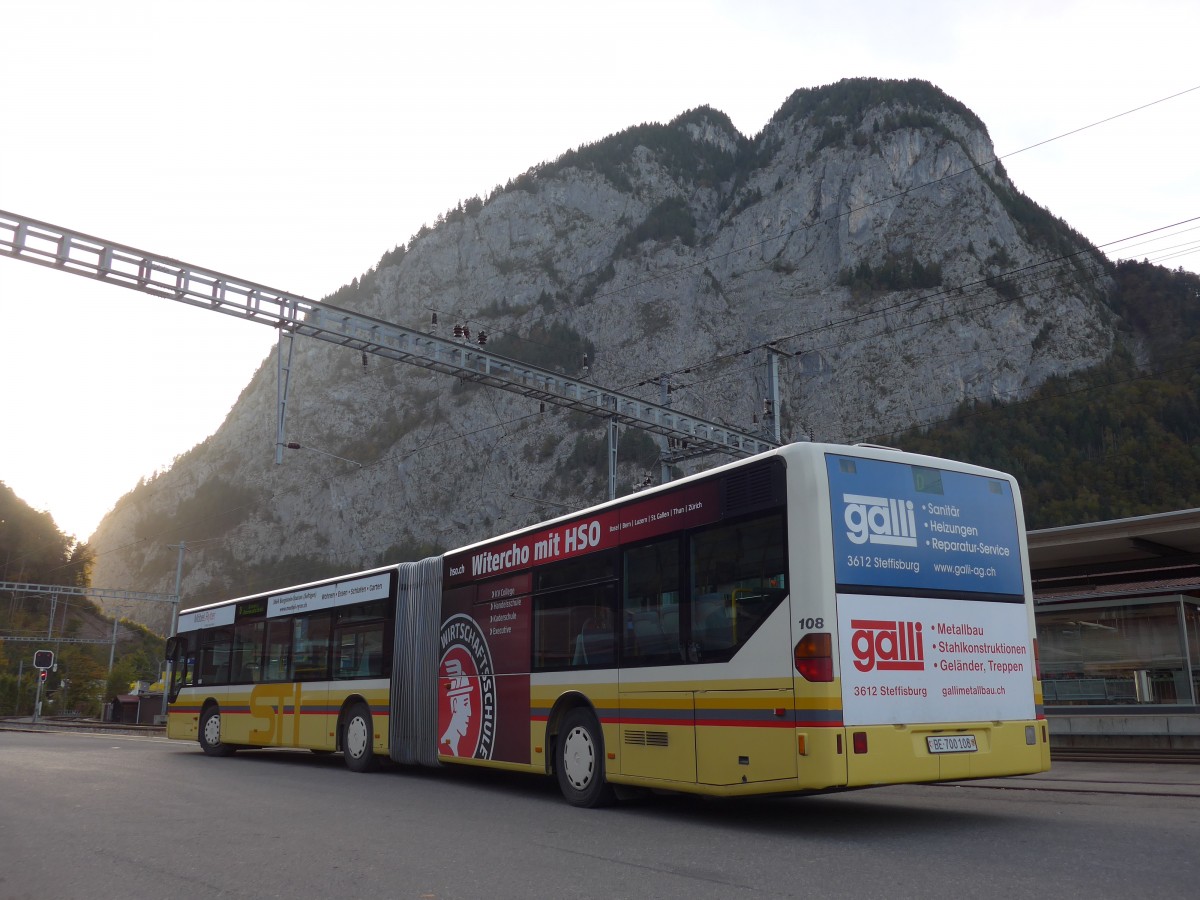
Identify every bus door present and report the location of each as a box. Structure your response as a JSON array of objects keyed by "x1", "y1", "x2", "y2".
[
  {"x1": 618, "y1": 538, "x2": 697, "y2": 783},
  {"x1": 289, "y1": 613, "x2": 332, "y2": 749},
  {"x1": 248, "y1": 614, "x2": 332, "y2": 749},
  {"x1": 164, "y1": 633, "x2": 198, "y2": 742},
  {"x1": 688, "y1": 517, "x2": 798, "y2": 788}
]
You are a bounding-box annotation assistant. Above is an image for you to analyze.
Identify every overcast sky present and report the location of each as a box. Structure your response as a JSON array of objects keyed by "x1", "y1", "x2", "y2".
[{"x1": 1, "y1": 0, "x2": 1197, "y2": 544}]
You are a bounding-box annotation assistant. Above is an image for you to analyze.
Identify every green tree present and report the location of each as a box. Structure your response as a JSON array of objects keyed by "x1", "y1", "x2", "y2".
[
  {"x1": 105, "y1": 656, "x2": 139, "y2": 701},
  {"x1": 0, "y1": 481, "x2": 84, "y2": 586}
]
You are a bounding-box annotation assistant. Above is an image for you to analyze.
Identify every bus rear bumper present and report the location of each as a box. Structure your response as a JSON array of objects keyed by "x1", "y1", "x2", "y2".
[{"x1": 844, "y1": 719, "x2": 1051, "y2": 787}]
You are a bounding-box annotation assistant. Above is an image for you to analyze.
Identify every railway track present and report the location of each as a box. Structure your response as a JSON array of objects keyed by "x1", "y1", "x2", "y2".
[
  {"x1": 0, "y1": 715, "x2": 164, "y2": 734},
  {"x1": 1051, "y1": 748, "x2": 1200, "y2": 764}
]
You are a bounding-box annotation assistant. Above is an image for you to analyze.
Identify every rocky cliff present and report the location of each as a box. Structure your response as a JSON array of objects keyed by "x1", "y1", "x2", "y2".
[{"x1": 89, "y1": 78, "x2": 1117, "y2": 631}]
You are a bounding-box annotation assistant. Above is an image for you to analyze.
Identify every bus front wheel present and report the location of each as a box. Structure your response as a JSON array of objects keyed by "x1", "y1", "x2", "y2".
[
  {"x1": 342, "y1": 702, "x2": 378, "y2": 773},
  {"x1": 555, "y1": 708, "x2": 615, "y2": 808},
  {"x1": 198, "y1": 705, "x2": 236, "y2": 757}
]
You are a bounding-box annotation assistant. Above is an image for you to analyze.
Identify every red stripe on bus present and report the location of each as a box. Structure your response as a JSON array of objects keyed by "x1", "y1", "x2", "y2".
[{"x1": 528, "y1": 715, "x2": 843, "y2": 727}]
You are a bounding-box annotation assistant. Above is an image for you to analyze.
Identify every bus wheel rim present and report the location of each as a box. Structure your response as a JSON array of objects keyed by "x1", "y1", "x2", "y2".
[
  {"x1": 203, "y1": 712, "x2": 221, "y2": 746},
  {"x1": 562, "y1": 725, "x2": 595, "y2": 789},
  {"x1": 346, "y1": 715, "x2": 369, "y2": 759}
]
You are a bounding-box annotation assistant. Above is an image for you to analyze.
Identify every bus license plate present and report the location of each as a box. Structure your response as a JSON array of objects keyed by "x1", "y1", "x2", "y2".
[{"x1": 927, "y1": 735, "x2": 978, "y2": 754}]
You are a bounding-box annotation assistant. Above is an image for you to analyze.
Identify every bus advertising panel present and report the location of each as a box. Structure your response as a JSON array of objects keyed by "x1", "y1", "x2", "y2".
[
  {"x1": 825, "y1": 454, "x2": 1025, "y2": 597},
  {"x1": 437, "y1": 574, "x2": 532, "y2": 765},
  {"x1": 443, "y1": 480, "x2": 720, "y2": 589},
  {"x1": 835, "y1": 591, "x2": 1036, "y2": 725},
  {"x1": 437, "y1": 480, "x2": 722, "y2": 766}
]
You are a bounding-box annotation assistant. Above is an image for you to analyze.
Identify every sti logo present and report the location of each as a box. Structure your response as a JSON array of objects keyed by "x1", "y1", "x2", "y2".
[
  {"x1": 843, "y1": 493, "x2": 917, "y2": 547},
  {"x1": 850, "y1": 619, "x2": 925, "y2": 672}
]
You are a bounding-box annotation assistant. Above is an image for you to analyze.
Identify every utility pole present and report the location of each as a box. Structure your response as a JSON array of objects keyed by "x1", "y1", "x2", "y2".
[
  {"x1": 275, "y1": 330, "x2": 294, "y2": 465},
  {"x1": 108, "y1": 615, "x2": 120, "y2": 673},
  {"x1": 659, "y1": 377, "x2": 673, "y2": 485},
  {"x1": 31, "y1": 650, "x2": 53, "y2": 724},
  {"x1": 764, "y1": 348, "x2": 783, "y2": 444},
  {"x1": 605, "y1": 419, "x2": 618, "y2": 500}
]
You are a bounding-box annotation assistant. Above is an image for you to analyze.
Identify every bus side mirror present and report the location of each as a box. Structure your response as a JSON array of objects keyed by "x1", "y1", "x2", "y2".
[{"x1": 164, "y1": 636, "x2": 184, "y2": 703}]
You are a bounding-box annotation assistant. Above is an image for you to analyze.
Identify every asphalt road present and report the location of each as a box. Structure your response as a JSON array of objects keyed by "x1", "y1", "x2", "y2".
[{"x1": 1, "y1": 729, "x2": 1197, "y2": 900}]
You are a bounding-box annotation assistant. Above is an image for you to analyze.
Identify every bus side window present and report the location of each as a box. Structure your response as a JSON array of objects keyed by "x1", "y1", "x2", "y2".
[
  {"x1": 232, "y1": 620, "x2": 265, "y2": 684},
  {"x1": 264, "y1": 618, "x2": 292, "y2": 682},
  {"x1": 335, "y1": 623, "x2": 385, "y2": 678},
  {"x1": 532, "y1": 584, "x2": 616, "y2": 670},
  {"x1": 622, "y1": 538, "x2": 682, "y2": 666},
  {"x1": 696, "y1": 594, "x2": 735, "y2": 650},
  {"x1": 532, "y1": 601, "x2": 572, "y2": 669},
  {"x1": 197, "y1": 627, "x2": 233, "y2": 686},
  {"x1": 293, "y1": 613, "x2": 332, "y2": 681},
  {"x1": 531, "y1": 552, "x2": 618, "y2": 671},
  {"x1": 179, "y1": 632, "x2": 197, "y2": 688},
  {"x1": 689, "y1": 513, "x2": 788, "y2": 661},
  {"x1": 573, "y1": 606, "x2": 614, "y2": 666},
  {"x1": 334, "y1": 600, "x2": 388, "y2": 679}
]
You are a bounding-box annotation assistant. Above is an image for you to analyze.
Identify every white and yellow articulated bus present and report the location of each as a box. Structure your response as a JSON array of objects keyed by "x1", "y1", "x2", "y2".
[{"x1": 165, "y1": 442, "x2": 1050, "y2": 806}]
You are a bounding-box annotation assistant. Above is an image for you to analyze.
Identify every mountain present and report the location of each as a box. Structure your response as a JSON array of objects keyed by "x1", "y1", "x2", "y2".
[{"x1": 89, "y1": 78, "x2": 1134, "y2": 631}]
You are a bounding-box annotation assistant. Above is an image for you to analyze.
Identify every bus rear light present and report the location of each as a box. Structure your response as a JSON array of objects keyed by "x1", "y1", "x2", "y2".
[
  {"x1": 794, "y1": 632, "x2": 833, "y2": 682},
  {"x1": 1025, "y1": 726, "x2": 1036, "y2": 745},
  {"x1": 852, "y1": 732, "x2": 868, "y2": 754}
]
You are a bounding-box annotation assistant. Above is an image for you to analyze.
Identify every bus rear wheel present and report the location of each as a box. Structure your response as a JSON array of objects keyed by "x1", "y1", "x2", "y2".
[
  {"x1": 555, "y1": 708, "x2": 615, "y2": 808},
  {"x1": 199, "y1": 705, "x2": 236, "y2": 757},
  {"x1": 342, "y1": 702, "x2": 378, "y2": 773}
]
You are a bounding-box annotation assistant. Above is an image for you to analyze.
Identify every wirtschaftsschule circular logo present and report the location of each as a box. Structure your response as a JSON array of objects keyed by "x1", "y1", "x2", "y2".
[{"x1": 437, "y1": 613, "x2": 497, "y2": 759}]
